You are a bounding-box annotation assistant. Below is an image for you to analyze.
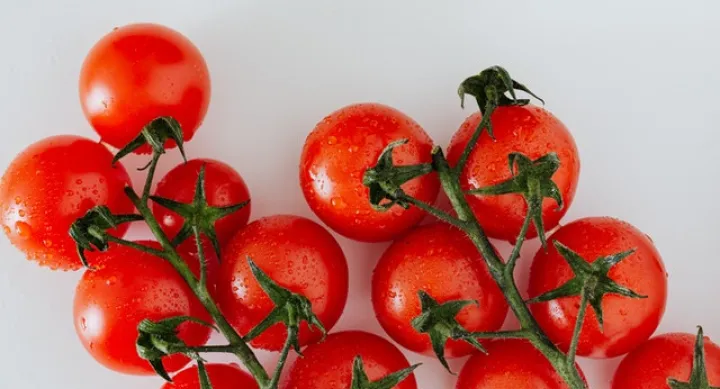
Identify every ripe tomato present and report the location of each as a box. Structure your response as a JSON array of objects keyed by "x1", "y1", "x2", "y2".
[
  {"x1": 0, "y1": 135, "x2": 134, "y2": 271},
  {"x1": 152, "y1": 159, "x2": 251, "y2": 246},
  {"x1": 372, "y1": 223, "x2": 507, "y2": 358},
  {"x1": 300, "y1": 103, "x2": 440, "y2": 242},
  {"x1": 528, "y1": 217, "x2": 668, "y2": 358},
  {"x1": 456, "y1": 339, "x2": 586, "y2": 389},
  {"x1": 73, "y1": 242, "x2": 212, "y2": 375},
  {"x1": 79, "y1": 23, "x2": 210, "y2": 151},
  {"x1": 282, "y1": 331, "x2": 417, "y2": 389},
  {"x1": 446, "y1": 106, "x2": 580, "y2": 242},
  {"x1": 162, "y1": 363, "x2": 258, "y2": 389},
  {"x1": 612, "y1": 332, "x2": 720, "y2": 388},
  {"x1": 216, "y1": 215, "x2": 348, "y2": 351}
]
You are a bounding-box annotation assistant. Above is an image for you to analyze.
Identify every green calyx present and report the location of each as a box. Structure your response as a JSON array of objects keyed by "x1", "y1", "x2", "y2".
[
  {"x1": 136, "y1": 316, "x2": 216, "y2": 381},
  {"x1": 410, "y1": 291, "x2": 485, "y2": 373},
  {"x1": 150, "y1": 165, "x2": 249, "y2": 257},
  {"x1": 668, "y1": 327, "x2": 720, "y2": 389},
  {"x1": 467, "y1": 152, "x2": 563, "y2": 248},
  {"x1": 243, "y1": 258, "x2": 326, "y2": 353},
  {"x1": 363, "y1": 139, "x2": 434, "y2": 211},
  {"x1": 68, "y1": 205, "x2": 143, "y2": 268},
  {"x1": 350, "y1": 356, "x2": 420, "y2": 389},
  {"x1": 113, "y1": 116, "x2": 188, "y2": 165},
  {"x1": 527, "y1": 241, "x2": 646, "y2": 330}
]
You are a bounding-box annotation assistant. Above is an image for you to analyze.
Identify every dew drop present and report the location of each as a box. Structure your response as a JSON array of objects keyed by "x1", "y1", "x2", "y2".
[
  {"x1": 13, "y1": 196, "x2": 21, "y2": 205},
  {"x1": 15, "y1": 221, "x2": 31, "y2": 237},
  {"x1": 42, "y1": 239, "x2": 53, "y2": 248},
  {"x1": 2, "y1": 226, "x2": 10, "y2": 235},
  {"x1": 327, "y1": 136, "x2": 337, "y2": 145},
  {"x1": 17, "y1": 209, "x2": 26, "y2": 217},
  {"x1": 76, "y1": 179, "x2": 83, "y2": 185},
  {"x1": 80, "y1": 317, "x2": 88, "y2": 330},
  {"x1": 330, "y1": 197, "x2": 346, "y2": 209}
]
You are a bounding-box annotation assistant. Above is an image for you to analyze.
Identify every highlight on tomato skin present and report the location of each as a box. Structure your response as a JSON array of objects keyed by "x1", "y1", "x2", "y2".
[
  {"x1": 299, "y1": 102, "x2": 440, "y2": 243},
  {"x1": 161, "y1": 363, "x2": 259, "y2": 389},
  {"x1": 79, "y1": 23, "x2": 211, "y2": 153},
  {"x1": 0, "y1": 135, "x2": 134, "y2": 271}
]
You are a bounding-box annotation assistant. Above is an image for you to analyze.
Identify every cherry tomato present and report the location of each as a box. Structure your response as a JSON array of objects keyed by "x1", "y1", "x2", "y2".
[
  {"x1": 216, "y1": 215, "x2": 348, "y2": 351},
  {"x1": 282, "y1": 331, "x2": 417, "y2": 389},
  {"x1": 612, "y1": 332, "x2": 720, "y2": 388},
  {"x1": 456, "y1": 339, "x2": 586, "y2": 389},
  {"x1": 162, "y1": 363, "x2": 258, "y2": 389},
  {"x1": 372, "y1": 223, "x2": 507, "y2": 358},
  {"x1": 528, "y1": 217, "x2": 667, "y2": 358},
  {"x1": 0, "y1": 135, "x2": 134, "y2": 271},
  {"x1": 446, "y1": 106, "x2": 580, "y2": 242},
  {"x1": 152, "y1": 159, "x2": 251, "y2": 246},
  {"x1": 73, "y1": 242, "x2": 212, "y2": 375},
  {"x1": 300, "y1": 103, "x2": 440, "y2": 242},
  {"x1": 80, "y1": 23, "x2": 210, "y2": 152}
]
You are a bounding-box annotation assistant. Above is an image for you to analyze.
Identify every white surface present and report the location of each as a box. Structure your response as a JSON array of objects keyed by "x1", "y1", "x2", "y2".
[{"x1": 1, "y1": 1, "x2": 719, "y2": 388}]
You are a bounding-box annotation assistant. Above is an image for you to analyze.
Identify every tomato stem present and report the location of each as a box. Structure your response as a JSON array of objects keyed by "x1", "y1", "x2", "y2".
[
  {"x1": 267, "y1": 326, "x2": 297, "y2": 389},
  {"x1": 141, "y1": 151, "x2": 161, "y2": 203},
  {"x1": 104, "y1": 235, "x2": 166, "y2": 257},
  {"x1": 567, "y1": 288, "x2": 588, "y2": 364}
]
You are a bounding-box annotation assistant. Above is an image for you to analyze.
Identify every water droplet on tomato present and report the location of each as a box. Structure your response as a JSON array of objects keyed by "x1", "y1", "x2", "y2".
[
  {"x1": 80, "y1": 317, "x2": 88, "y2": 330},
  {"x1": 13, "y1": 197, "x2": 21, "y2": 205},
  {"x1": 15, "y1": 222, "x2": 31, "y2": 237},
  {"x1": 89, "y1": 342, "x2": 95, "y2": 350},
  {"x1": 2, "y1": 226, "x2": 10, "y2": 235},
  {"x1": 76, "y1": 179, "x2": 83, "y2": 185},
  {"x1": 17, "y1": 209, "x2": 25, "y2": 217},
  {"x1": 330, "y1": 197, "x2": 346, "y2": 209},
  {"x1": 327, "y1": 136, "x2": 337, "y2": 145},
  {"x1": 348, "y1": 145, "x2": 359, "y2": 153},
  {"x1": 42, "y1": 239, "x2": 53, "y2": 247}
]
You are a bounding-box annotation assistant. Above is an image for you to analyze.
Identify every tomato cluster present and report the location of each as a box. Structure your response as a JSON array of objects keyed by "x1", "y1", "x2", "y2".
[{"x1": 1, "y1": 22, "x2": 717, "y2": 389}]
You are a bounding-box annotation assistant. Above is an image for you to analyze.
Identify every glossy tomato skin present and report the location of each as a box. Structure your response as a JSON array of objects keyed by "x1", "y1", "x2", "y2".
[
  {"x1": 446, "y1": 106, "x2": 580, "y2": 242},
  {"x1": 372, "y1": 223, "x2": 507, "y2": 358},
  {"x1": 612, "y1": 332, "x2": 720, "y2": 389},
  {"x1": 528, "y1": 217, "x2": 668, "y2": 358},
  {"x1": 0, "y1": 135, "x2": 134, "y2": 271},
  {"x1": 152, "y1": 159, "x2": 251, "y2": 246},
  {"x1": 73, "y1": 242, "x2": 212, "y2": 375},
  {"x1": 217, "y1": 215, "x2": 348, "y2": 351},
  {"x1": 456, "y1": 339, "x2": 585, "y2": 389},
  {"x1": 282, "y1": 331, "x2": 417, "y2": 389},
  {"x1": 80, "y1": 23, "x2": 210, "y2": 151},
  {"x1": 300, "y1": 103, "x2": 440, "y2": 242},
  {"x1": 162, "y1": 363, "x2": 258, "y2": 389}
]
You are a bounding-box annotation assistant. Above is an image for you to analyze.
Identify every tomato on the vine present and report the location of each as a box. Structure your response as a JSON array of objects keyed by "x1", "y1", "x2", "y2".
[
  {"x1": 152, "y1": 158, "x2": 251, "y2": 246},
  {"x1": 612, "y1": 332, "x2": 720, "y2": 388},
  {"x1": 300, "y1": 103, "x2": 440, "y2": 242},
  {"x1": 79, "y1": 23, "x2": 210, "y2": 152},
  {"x1": 0, "y1": 135, "x2": 134, "y2": 271},
  {"x1": 456, "y1": 339, "x2": 586, "y2": 389},
  {"x1": 372, "y1": 223, "x2": 507, "y2": 358},
  {"x1": 162, "y1": 363, "x2": 258, "y2": 389},
  {"x1": 73, "y1": 242, "x2": 212, "y2": 375},
  {"x1": 528, "y1": 217, "x2": 667, "y2": 358},
  {"x1": 446, "y1": 106, "x2": 580, "y2": 242},
  {"x1": 216, "y1": 215, "x2": 348, "y2": 351},
  {"x1": 282, "y1": 331, "x2": 417, "y2": 389}
]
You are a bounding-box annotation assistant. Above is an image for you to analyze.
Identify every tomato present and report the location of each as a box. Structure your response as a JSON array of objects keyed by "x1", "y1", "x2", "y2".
[
  {"x1": 372, "y1": 223, "x2": 507, "y2": 358},
  {"x1": 0, "y1": 135, "x2": 134, "y2": 271},
  {"x1": 456, "y1": 339, "x2": 585, "y2": 389},
  {"x1": 528, "y1": 217, "x2": 667, "y2": 358},
  {"x1": 216, "y1": 215, "x2": 348, "y2": 351},
  {"x1": 162, "y1": 363, "x2": 258, "y2": 389},
  {"x1": 79, "y1": 23, "x2": 210, "y2": 152},
  {"x1": 612, "y1": 332, "x2": 720, "y2": 389},
  {"x1": 281, "y1": 331, "x2": 417, "y2": 389},
  {"x1": 300, "y1": 103, "x2": 440, "y2": 242},
  {"x1": 446, "y1": 106, "x2": 580, "y2": 242},
  {"x1": 152, "y1": 159, "x2": 251, "y2": 246},
  {"x1": 73, "y1": 242, "x2": 212, "y2": 375}
]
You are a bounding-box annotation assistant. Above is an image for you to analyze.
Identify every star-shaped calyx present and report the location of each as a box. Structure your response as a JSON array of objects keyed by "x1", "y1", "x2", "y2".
[
  {"x1": 668, "y1": 327, "x2": 720, "y2": 389},
  {"x1": 69, "y1": 205, "x2": 143, "y2": 268},
  {"x1": 150, "y1": 165, "x2": 249, "y2": 257},
  {"x1": 410, "y1": 291, "x2": 485, "y2": 373},
  {"x1": 527, "y1": 241, "x2": 646, "y2": 330},
  {"x1": 113, "y1": 116, "x2": 188, "y2": 165},
  {"x1": 350, "y1": 356, "x2": 420, "y2": 389},
  {"x1": 467, "y1": 152, "x2": 563, "y2": 248}
]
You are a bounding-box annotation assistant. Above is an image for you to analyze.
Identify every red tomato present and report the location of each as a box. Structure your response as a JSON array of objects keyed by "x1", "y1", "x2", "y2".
[
  {"x1": 456, "y1": 339, "x2": 586, "y2": 389},
  {"x1": 79, "y1": 23, "x2": 210, "y2": 152},
  {"x1": 216, "y1": 215, "x2": 348, "y2": 350},
  {"x1": 612, "y1": 332, "x2": 720, "y2": 388},
  {"x1": 162, "y1": 363, "x2": 258, "y2": 389},
  {"x1": 300, "y1": 103, "x2": 440, "y2": 242},
  {"x1": 446, "y1": 106, "x2": 580, "y2": 242},
  {"x1": 152, "y1": 159, "x2": 251, "y2": 246},
  {"x1": 73, "y1": 242, "x2": 212, "y2": 375},
  {"x1": 372, "y1": 223, "x2": 507, "y2": 358},
  {"x1": 0, "y1": 135, "x2": 134, "y2": 271},
  {"x1": 528, "y1": 217, "x2": 668, "y2": 358},
  {"x1": 282, "y1": 331, "x2": 417, "y2": 389}
]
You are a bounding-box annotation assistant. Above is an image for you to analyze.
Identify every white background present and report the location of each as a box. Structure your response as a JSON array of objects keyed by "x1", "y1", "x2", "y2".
[{"x1": 1, "y1": 1, "x2": 719, "y2": 388}]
